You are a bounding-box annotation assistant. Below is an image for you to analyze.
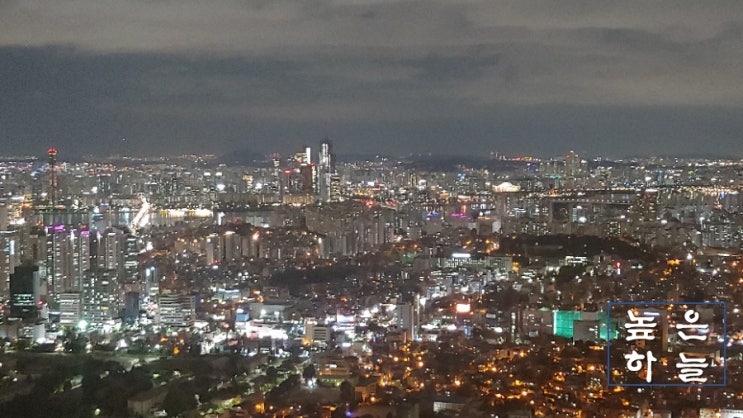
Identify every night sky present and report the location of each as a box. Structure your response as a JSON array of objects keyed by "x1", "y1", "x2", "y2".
[{"x1": 1, "y1": 1, "x2": 743, "y2": 158}]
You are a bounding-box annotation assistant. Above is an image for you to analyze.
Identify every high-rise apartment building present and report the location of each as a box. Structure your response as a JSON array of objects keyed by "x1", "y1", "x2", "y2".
[
  {"x1": 82, "y1": 269, "x2": 118, "y2": 326},
  {"x1": 58, "y1": 292, "x2": 82, "y2": 326},
  {"x1": 329, "y1": 173, "x2": 342, "y2": 202},
  {"x1": 0, "y1": 230, "x2": 20, "y2": 300},
  {"x1": 44, "y1": 225, "x2": 91, "y2": 296}
]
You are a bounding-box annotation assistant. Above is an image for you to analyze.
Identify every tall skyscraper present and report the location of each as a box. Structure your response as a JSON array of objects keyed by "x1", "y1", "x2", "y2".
[
  {"x1": 47, "y1": 148, "x2": 58, "y2": 206},
  {"x1": 10, "y1": 264, "x2": 40, "y2": 319},
  {"x1": 45, "y1": 225, "x2": 91, "y2": 296},
  {"x1": 120, "y1": 233, "x2": 139, "y2": 284},
  {"x1": 0, "y1": 202, "x2": 8, "y2": 231},
  {"x1": 299, "y1": 164, "x2": 314, "y2": 193},
  {"x1": 565, "y1": 150, "x2": 581, "y2": 178},
  {"x1": 99, "y1": 229, "x2": 120, "y2": 271},
  {"x1": 329, "y1": 173, "x2": 342, "y2": 202},
  {"x1": 0, "y1": 230, "x2": 20, "y2": 300},
  {"x1": 395, "y1": 302, "x2": 419, "y2": 341},
  {"x1": 82, "y1": 269, "x2": 118, "y2": 326},
  {"x1": 123, "y1": 291, "x2": 140, "y2": 324},
  {"x1": 94, "y1": 227, "x2": 139, "y2": 282},
  {"x1": 318, "y1": 139, "x2": 336, "y2": 202},
  {"x1": 319, "y1": 138, "x2": 335, "y2": 173}
]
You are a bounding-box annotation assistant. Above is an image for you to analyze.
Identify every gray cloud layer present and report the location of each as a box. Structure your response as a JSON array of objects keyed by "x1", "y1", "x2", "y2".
[{"x1": 1, "y1": 1, "x2": 742, "y2": 157}]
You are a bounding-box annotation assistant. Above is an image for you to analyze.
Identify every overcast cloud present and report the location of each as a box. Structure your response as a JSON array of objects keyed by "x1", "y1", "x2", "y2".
[{"x1": 1, "y1": 0, "x2": 742, "y2": 158}]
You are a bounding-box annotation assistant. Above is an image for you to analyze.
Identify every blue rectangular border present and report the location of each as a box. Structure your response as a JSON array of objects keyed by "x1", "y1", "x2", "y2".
[{"x1": 606, "y1": 301, "x2": 727, "y2": 387}]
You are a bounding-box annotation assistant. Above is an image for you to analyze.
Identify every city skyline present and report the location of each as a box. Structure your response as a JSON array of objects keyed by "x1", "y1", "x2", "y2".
[
  {"x1": 4, "y1": 3, "x2": 743, "y2": 416},
  {"x1": 1, "y1": 111, "x2": 743, "y2": 416},
  {"x1": 2, "y1": 1, "x2": 743, "y2": 158}
]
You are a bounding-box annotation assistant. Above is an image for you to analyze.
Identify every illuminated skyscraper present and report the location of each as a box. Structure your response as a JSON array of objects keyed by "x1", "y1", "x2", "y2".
[
  {"x1": 318, "y1": 138, "x2": 336, "y2": 202},
  {"x1": 82, "y1": 269, "x2": 118, "y2": 327},
  {"x1": 45, "y1": 225, "x2": 92, "y2": 296},
  {"x1": 329, "y1": 173, "x2": 342, "y2": 202},
  {"x1": 0, "y1": 230, "x2": 20, "y2": 300},
  {"x1": 96, "y1": 227, "x2": 138, "y2": 283},
  {"x1": 319, "y1": 139, "x2": 332, "y2": 171},
  {"x1": 47, "y1": 148, "x2": 58, "y2": 206},
  {"x1": 121, "y1": 233, "x2": 139, "y2": 284},
  {"x1": 58, "y1": 292, "x2": 82, "y2": 326},
  {"x1": 565, "y1": 150, "x2": 581, "y2": 178}
]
